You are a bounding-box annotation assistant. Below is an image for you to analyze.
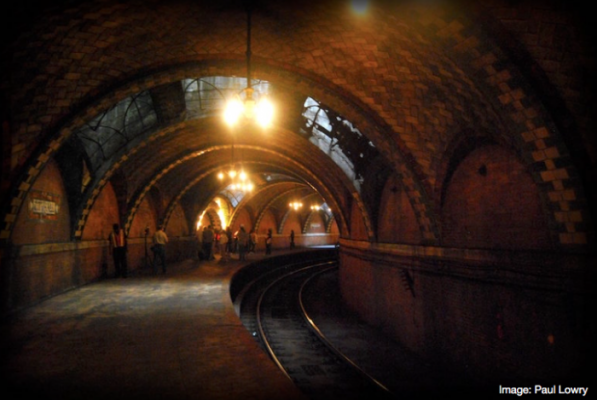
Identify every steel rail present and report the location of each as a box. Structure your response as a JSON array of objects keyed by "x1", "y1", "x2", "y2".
[
  {"x1": 255, "y1": 260, "x2": 336, "y2": 381},
  {"x1": 298, "y1": 266, "x2": 393, "y2": 395}
]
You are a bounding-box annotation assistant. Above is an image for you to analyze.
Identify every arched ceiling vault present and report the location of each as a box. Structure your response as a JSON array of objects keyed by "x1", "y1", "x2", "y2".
[
  {"x1": 129, "y1": 141, "x2": 357, "y2": 239},
  {"x1": 1, "y1": 0, "x2": 594, "y2": 247}
]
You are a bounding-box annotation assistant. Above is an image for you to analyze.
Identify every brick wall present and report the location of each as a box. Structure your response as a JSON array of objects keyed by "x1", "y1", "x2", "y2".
[
  {"x1": 378, "y1": 173, "x2": 422, "y2": 244},
  {"x1": 11, "y1": 160, "x2": 70, "y2": 246},
  {"x1": 0, "y1": 159, "x2": 199, "y2": 314},
  {"x1": 256, "y1": 209, "x2": 276, "y2": 236},
  {"x1": 349, "y1": 200, "x2": 369, "y2": 241},
  {"x1": 339, "y1": 240, "x2": 592, "y2": 385},
  {"x1": 305, "y1": 212, "x2": 325, "y2": 234},
  {"x1": 82, "y1": 182, "x2": 120, "y2": 241},
  {"x1": 281, "y1": 212, "x2": 302, "y2": 236},
  {"x1": 129, "y1": 197, "x2": 158, "y2": 239},
  {"x1": 232, "y1": 208, "x2": 253, "y2": 233},
  {"x1": 1, "y1": 243, "x2": 108, "y2": 313},
  {"x1": 441, "y1": 144, "x2": 552, "y2": 250}
]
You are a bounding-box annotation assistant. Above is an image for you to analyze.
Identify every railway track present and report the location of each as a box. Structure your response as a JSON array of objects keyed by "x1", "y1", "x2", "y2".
[{"x1": 235, "y1": 259, "x2": 395, "y2": 400}]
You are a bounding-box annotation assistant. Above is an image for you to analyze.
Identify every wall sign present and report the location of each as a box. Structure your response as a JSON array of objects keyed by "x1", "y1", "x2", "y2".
[{"x1": 28, "y1": 190, "x2": 61, "y2": 221}]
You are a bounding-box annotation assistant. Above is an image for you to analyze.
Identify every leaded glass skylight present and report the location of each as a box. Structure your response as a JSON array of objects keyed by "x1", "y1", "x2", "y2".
[
  {"x1": 219, "y1": 185, "x2": 247, "y2": 207},
  {"x1": 74, "y1": 91, "x2": 158, "y2": 172},
  {"x1": 301, "y1": 97, "x2": 376, "y2": 192}
]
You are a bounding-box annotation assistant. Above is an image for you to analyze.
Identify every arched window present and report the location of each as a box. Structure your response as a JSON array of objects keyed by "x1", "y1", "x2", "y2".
[{"x1": 301, "y1": 97, "x2": 376, "y2": 192}]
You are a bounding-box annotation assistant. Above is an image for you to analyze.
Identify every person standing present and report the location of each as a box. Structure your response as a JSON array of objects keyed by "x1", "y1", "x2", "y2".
[
  {"x1": 249, "y1": 229, "x2": 257, "y2": 253},
  {"x1": 225, "y1": 227, "x2": 233, "y2": 255},
  {"x1": 109, "y1": 223, "x2": 128, "y2": 278},
  {"x1": 152, "y1": 225, "x2": 169, "y2": 274},
  {"x1": 290, "y1": 230, "x2": 295, "y2": 249},
  {"x1": 265, "y1": 228, "x2": 273, "y2": 255},
  {"x1": 219, "y1": 229, "x2": 229, "y2": 262},
  {"x1": 202, "y1": 225, "x2": 215, "y2": 261},
  {"x1": 214, "y1": 228, "x2": 221, "y2": 256},
  {"x1": 237, "y1": 226, "x2": 249, "y2": 261}
]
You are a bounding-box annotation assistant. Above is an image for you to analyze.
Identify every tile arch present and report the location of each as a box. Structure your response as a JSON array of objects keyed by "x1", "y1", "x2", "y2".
[{"x1": 411, "y1": 3, "x2": 594, "y2": 247}]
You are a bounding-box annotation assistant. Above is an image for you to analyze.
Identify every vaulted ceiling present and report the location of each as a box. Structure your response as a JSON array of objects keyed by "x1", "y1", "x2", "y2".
[{"x1": 1, "y1": 0, "x2": 595, "y2": 244}]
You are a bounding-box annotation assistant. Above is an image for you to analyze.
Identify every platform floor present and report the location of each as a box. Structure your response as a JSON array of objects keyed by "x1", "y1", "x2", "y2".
[
  {"x1": 0, "y1": 249, "x2": 464, "y2": 400},
  {"x1": 0, "y1": 251, "x2": 308, "y2": 400}
]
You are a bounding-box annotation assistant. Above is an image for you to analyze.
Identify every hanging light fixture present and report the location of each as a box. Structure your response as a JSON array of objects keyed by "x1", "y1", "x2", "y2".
[
  {"x1": 219, "y1": 166, "x2": 255, "y2": 193},
  {"x1": 223, "y1": 5, "x2": 274, "y2": 128},
  {"x1": 217, "y1": 143, "x2": 254, "y2": 192}
]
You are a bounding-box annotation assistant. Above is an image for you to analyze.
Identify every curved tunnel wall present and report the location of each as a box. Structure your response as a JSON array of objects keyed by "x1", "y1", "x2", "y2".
[{"x1": 337, "y1": 141, "x2": 590, "y2": 383}]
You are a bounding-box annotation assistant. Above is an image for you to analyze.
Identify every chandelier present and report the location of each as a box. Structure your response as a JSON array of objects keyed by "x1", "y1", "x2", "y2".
[
  {"x1": 289, "y1": 201, "x2": 303, "y2": 211},
  {"x1": 218, "y1": 167, "x2": 254, "y2": 192},
  {"x1": 217, "y1": 142, "x2": 254, "y2": 192},
  {"x1": 223, "y1": 5, "x2": 274, "y2": 128}
]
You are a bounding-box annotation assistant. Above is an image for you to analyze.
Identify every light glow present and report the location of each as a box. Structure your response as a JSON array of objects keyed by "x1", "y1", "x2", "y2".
[
  {"x1": 196, "y1": 210, "x2": 206, "y2": 231},
  {"x1": 223, "y1": 91, "x2": 274, "y2": 128},
  {"x1": 289, "y1": 201, "x2": 303, "y2": 211},
  {"x1": 215, "y1": 198, "x2": 227, "y2": 230},
  {"x1": 217, "y1": 165, "x2": 254, "y2": 193},
  {"x1": 223, "y1": 97, "x2": 244, "y2": 126},
  {"x1": 255, "y1": 97, "x2": 274, "y2": 128}
]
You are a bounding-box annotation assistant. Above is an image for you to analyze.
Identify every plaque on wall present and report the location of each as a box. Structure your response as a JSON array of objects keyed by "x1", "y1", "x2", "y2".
[{"x1": 28, "y1": 190, "x2": 61, "y2": 221}]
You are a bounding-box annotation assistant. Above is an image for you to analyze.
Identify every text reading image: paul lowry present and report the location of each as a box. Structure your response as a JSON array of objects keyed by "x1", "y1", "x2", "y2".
[{"x1": 499, "y1": 385, "x2": 589, "y2": 396}]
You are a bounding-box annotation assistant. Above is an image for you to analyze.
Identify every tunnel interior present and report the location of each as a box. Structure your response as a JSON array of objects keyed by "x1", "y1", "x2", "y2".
[{"x1": 1, "y1": 0, "x2": 595, "y2": 386}]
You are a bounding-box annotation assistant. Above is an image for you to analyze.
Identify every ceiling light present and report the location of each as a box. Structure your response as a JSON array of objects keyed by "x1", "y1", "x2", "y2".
[{"x1": 223, "y1": 6, "x2": 274, "y2": 128}]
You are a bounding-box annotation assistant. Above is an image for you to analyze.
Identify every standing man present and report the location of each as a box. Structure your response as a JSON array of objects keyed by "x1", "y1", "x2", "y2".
[
  {"x1": 237, "y1": 225, "x2": 249, "y2": 261},
  {"x1": 265, "y1": 228, "x2": 273, "y2": 255},
  {"x1": 202, "y1": 225, "x2": 214, "y2": 261},
  {"x1": 219, "y1": 229, "x2": 230, "y2": 262},
  {"x1": 109, "y1": 223, "x2": 128, "y2": 278},
  {"x1": 152, "y1": 225, "x2": 169, "y2": 274},
  {"x1": 249, "y1": 229, "x2": 257, "y2": 253}
]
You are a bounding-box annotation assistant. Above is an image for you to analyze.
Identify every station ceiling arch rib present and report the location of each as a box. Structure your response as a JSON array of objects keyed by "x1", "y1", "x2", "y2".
[{"x1": 45, "y1": 68, "x2": 391, "y2": 241}]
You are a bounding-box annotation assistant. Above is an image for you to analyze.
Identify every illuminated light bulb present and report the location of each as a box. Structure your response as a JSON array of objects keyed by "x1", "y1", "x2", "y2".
[
  {"x1": 255, "y1": 97, "x2": 274, "y2": 128},
  {"x1": 218, "y1": 172, "x2": 224, "y2": 180},
  {"x1": 229, "y1": 169, "x2": 237, "y2": 179},
  {"x1": 289, "y1": 201, "x2": 303, "y2": 210},
  {"x1": 239, "y1": 171, "x2": 247, "y2": 181},
  {"x1": 224, "y1": 97, "x2": 244, "y2": 126}
]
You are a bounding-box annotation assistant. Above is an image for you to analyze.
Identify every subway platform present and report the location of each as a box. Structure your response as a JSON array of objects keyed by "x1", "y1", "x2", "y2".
[
  {"x1": 0, "y1": 250, "x2": 307, "y2": 400},
  {"x1": 0, "y1": 249, "x2": 459, "y2": 400}
]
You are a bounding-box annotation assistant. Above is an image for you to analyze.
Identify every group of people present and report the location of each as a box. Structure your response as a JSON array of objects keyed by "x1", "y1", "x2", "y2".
[
  {"x1": 109, "y1": 223, "x2": 169, "y2": 278},
  {"x1": 109, "y1": 222, "x2": 294, "y2": 277},
  {"x1": 198, "y1": 225, "x2": 276, "y2": 262}
]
